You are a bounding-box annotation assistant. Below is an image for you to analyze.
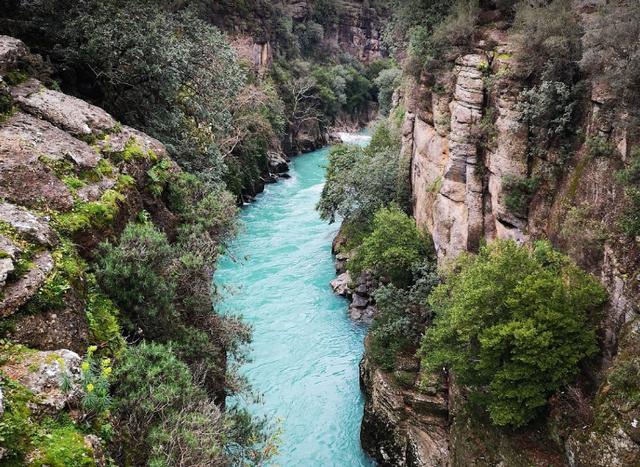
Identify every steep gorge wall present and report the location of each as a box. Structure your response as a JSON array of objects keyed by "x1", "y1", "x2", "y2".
[{"x1": 362, "y1": 2, "x2": 640, "y2": 466}]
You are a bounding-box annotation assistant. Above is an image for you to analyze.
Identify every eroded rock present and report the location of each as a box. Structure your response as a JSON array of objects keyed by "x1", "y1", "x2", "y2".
[
  {"x1": 1, "y1": 348, "x2": 82, "y2": 412},
  {"x1": 13, "y1": 79, "x2": 116, "y2": 136},
  {"x1": 330, "y1": 271, "x2": 352, "y2": 297},
  {"x1": 0, "y1": 251, "x2": 53, "y2": 317},
  {"x1": 0, "y1": 35, "x2": 28, "y2": 74},
  {"x1": 0, "y1": 203, "x2": 57, "y2": 246}
]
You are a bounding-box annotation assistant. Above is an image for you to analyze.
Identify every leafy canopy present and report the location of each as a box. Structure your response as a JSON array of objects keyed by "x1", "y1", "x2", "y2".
[
  {"x1": 421, "y1": 240, "x2": 607, "y2": 427},
  {"x1": 350, "y1": 206, "x2": 430, "y2": 288}
]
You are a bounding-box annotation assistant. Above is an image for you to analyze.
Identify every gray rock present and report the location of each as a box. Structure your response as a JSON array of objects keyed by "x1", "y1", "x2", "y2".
[
  {"x1": 0, "y1": 112, "x2": 101, "y2": 168},
  {"x1": 330, "y1": 271, "x2": 352, "y2": 297},
  {"x1": 0, "y1": 258, "x2": 14, "y2": 288},
  {"x1": 98, "y1": 125, "x2": 168, "y2": 158},
  {"x1": 0, "y1": 203, "x2": 57, "y2": 246},
  {"x1": 14, "y1": 79, "x2": 116, "y2": 135},
  {"x1": 352, "y1": 293, "x2": 369, "y2": 309},
  {"x1": 0, "y1": 35, "x2": 27, "y2": 74},
  {"x1": 267, "y1": 150, "x2": 289, "y2": 173},
  {"x1": 1, "y1": 349, "x2": 82, "y2": 413},
  {"x1": 0, "y1": 251, "x2": 53, "y2": 317}
]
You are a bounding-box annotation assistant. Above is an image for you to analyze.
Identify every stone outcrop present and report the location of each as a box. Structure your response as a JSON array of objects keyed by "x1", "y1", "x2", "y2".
[
  {"x1": 360, "y1": 338, "x2": 449, "y2": 466},
  {"x1": 361, "y1": 3, "x2": 640, "y2": 466}
]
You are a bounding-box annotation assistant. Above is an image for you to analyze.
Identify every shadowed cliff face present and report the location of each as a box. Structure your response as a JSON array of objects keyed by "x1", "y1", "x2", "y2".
[{"x1": 360, "y1": 2, "x2": 640, "y2": 466}]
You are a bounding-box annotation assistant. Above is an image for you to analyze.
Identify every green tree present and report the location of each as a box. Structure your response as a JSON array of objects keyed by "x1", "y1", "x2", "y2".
[
  {"x1": 421, "y1": 240, "x2": 607, "y2": 427},
  {"x1": 350, "y1": 206, "x2": 429, "y2": 287}
]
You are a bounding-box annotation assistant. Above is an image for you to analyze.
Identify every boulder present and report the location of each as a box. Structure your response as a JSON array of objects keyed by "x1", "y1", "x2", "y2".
[
  {"x1": 0, "y1": 251, "x2": 53, "y2": 317},
  {"x1": 352, "y1": 293, "x2": 369, "y2": 308},
  {"x1": 330, "y1": 271, "x2": 352, "y2": 297},
  {"x1": 1, "y1": 348, "x2": 82, "y2": 413},
  {"x1": 0, "y1": 112, "x2": 101, "y2": 168},
  {"x1": 0, "y1": 35, "x2": 28, "y2": 74}
]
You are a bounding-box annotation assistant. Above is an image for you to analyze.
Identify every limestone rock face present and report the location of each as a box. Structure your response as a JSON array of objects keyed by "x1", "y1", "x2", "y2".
[{"x1": 330, "y1": 271, "x2": 352, "y2": 297}]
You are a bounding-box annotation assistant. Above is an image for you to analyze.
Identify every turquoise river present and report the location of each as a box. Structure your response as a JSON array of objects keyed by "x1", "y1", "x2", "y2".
[{"x1": 215, "y1": 138, "x2": 374, "y2": 466}]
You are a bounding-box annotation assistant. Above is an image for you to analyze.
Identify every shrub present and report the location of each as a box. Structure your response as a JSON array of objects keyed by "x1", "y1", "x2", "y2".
[
  {"x1": 502, "y1": 175, "x2": 539, "y2": 217},
  {"x1": 581, "y1": 1, "x2": 640, "y2": 125},
  {"x1": 616, "y1": 147, "x2": 640, "y2": 236},
  {"x1": 421, "y1": 240, "x2": 607, "y2": 427},
  {"x1": 374, "y1": 67, "x2": 402, "y2": 116},
  {"x1": 317, "y1": 122, "x2": 408, "y2": 224},
  {"x1": 586, "y1": 135, "x2": 618, "y2": 159},
  {"x1": 349, "y1": 206, "x2": 430, "y2": 287},
  {"x1": 85, "y1": 283, "x2": 126, "y2": 357},
  {"x1": 370, "y1": 260, "x2": 438, "y2": 370},
  {"x1": 512, "y1": 0, "x2": 582, "y2": 84},
  {"x1": 95, "y1": 222, "x2": 178, "y2": 339},
  {"x1": 79, "y1": 346, "x2": 113, "y2": 425},
  {"x1": 517, "y1": 81, "x2": 579, "y2": 148}
]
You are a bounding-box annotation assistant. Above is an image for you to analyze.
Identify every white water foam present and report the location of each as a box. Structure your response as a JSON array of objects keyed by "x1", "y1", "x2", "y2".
[{"x1": 337, "y1": 132, "x2": 372, "y2": 147}]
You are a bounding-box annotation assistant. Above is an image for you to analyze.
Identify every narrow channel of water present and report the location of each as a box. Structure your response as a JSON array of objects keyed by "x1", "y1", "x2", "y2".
[{"x1": 214, "y1": 139, "x2": 373, "y2": 466}]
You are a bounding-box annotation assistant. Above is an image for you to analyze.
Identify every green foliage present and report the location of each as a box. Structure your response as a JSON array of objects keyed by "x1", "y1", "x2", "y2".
[
  {"x1": 85, "y1": 281, "x2": 125, "y2": 357},
  {"x1": 373, "y1": 67, "x2": 402, "y2": 116},
  {"x1": 80, "y1": 346, "x2": 112, "y2": 427},
  {"x1": 0, "y1": 375, "x2": 35, "y2": 464},
  {"x1": 30, "y1": 421, "x2": 96, "y2": 467},
  {"x1": 312, "y1": 0, "x2": 342, "y2": 29},
  {"x1": 616, "y1": 147, "x2": 640, "y2": 236},
  {"x1": 95, "y1": 222, "x2": 177, "y2": 338},
  {"x1": 421, "y1": 240, "x2": 607, "y2": 427},
  {"x1": 110, "y1": 342, "x2": 273, "y2": 466},
  {"x1": 580, "y1": 1, "x2": 640, "y2": 124},
  {"x1": 517, "y1": 80, "x2": 580, "y2": 149},
  {"x1": 55, "y1": 189, "x2": 125, "y2": 235},
  {"x1": 24, "y1": 240, "x2": 86, "y2": 314},
  {"x1": 350, "y1": 206, "x2": 430, "y2": 287},
  {"x1": 512, "y1": 0, "x2": 582, "y2": 84},
  {"x1": 586, "y1": 135, "x2": 618, "y2": 159},
  {"x1": 147, "y1": 158, "x2": 174, "y2": 197},
  {"x1": 317, "y1": 122, "x2": 408, "y2": 224},
  {"x1": 370, "y1": 260, "x2": 438, "y2": 370},
  {"x1": 502, "y1": 175, "x2": 539, "y2": 217}
]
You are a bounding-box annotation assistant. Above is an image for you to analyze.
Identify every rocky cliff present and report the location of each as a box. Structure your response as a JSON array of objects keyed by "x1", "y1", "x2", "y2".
[
  {"x1": 0, "y1": 35, "x2": 203, "y2": 463},
  {"x1": 360, "y1": 2, "x2": 640, "y2": 466}
]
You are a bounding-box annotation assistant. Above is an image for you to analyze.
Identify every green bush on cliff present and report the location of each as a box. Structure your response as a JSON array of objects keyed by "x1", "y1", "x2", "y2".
[
  {"x1": 95, "y1": 222, "x2": 178, "y2": 338},
  {"x1": 420, "y1": 240, "x2": 607, "y2": 427},
  {"x1": 349, "y1": 206, "x2": 430, "y2": 288},
  {"x1": 370, "y1": 260, "x2": 439, "y2": 370},
  {"x1": 616, "y1": 147, "x2": 640, "y2": 237}
]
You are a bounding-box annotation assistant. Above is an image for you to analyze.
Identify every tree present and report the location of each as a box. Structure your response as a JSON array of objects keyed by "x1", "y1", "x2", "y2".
[
  {"x1": 350, "y1": 206, "x2": 430, "y2": 287},
  {"x1": 421, "y1": 240, "x2": 608, "y2": 427}
]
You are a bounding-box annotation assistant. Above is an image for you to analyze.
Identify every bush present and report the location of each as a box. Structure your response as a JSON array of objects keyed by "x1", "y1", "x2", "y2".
[
  {"x1": 517, "y1": 81, "x2": 579, "y2": 149},
  {"x1": 370, "y1": 260, "x2": 438, "y2": 370},
  {"x1": 616, "y1": 147, "x2": 640, "y2": 236},
  {"x1": 502, "y1": 175, "x2": 539, "y2": 217},
  {"x1": 421, "y1": 240, "x2": 607, "y2": 427},
  {"x1": 512, "y1": 0, "x2": 582, "y2": 84},
  {"x1": 350, "y1": 206, "x2": 430, "y2": 287},
  {"x1": 374, "y1": 67, "x2": 402, "y2": 116},
  {"x1": 581, "y1": 1, "x2": 640, "y2": 125},
  {"x1": 317, "y1": 122, "x2": 408, "y2": 224},
  {"x1": 95, "y1": 222, "x2": 178, "y2": 339},
  {"x1": 111, "y1": 342, "x2": 273, "y2": 466}
]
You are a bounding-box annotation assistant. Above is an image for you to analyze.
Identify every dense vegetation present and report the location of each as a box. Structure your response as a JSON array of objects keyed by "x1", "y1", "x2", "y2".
[{"x1": 421, "y1": 240, "x2": 607, "y2": 427}]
